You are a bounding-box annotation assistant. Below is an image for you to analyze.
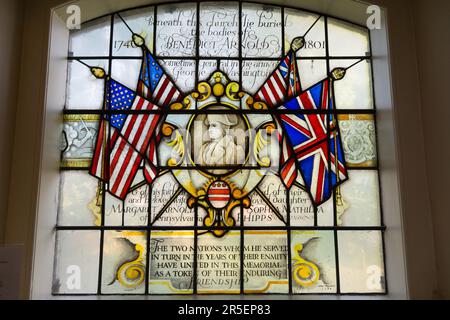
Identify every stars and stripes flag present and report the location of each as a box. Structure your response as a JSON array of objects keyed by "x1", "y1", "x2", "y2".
[
  {"x1": 255, "y1": 50, "x2": 301, "y2": 189},
  {"x1": 90, "y1": 79, "x2": 161, "y2": 199},
  {"x1": 137, "y1": 47, "x2": 182, "y2": 184},
  {"x1": 279, "y1": 78, "x2": 348, "y2": 206}
]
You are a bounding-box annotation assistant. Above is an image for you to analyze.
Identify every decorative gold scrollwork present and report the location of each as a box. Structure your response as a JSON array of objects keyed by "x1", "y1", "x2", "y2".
[
  {"x1": 170, "y1": 96, "x2": 192, "y2": 110},
  {"x1": 161, "y1": 123, "x2": 176, "y2": 137},
  {"x1": 117, "y1": 243, "x2": 146, "y2": 289},
  {"x1": 192, "y1": 82, "x2": 212, "y2": 101},
  {"x1": 253, "y1": 130, "x2": 271, "y2": 168},
  {"x1": 292, "y1": 243, "x2": 320, "y2": 287},
  {"x1": 253, "y1": 122, "x2": 276, "y2": 168},
  {"x1": 246, "y1": 96, "x2": 268, "y2": 110},
  {"x1": 225, "y1": 82, "x2": 242, "y2": 101},
  {"x1": 166, "y1": 129, "x2": 185, "y2": 167}
]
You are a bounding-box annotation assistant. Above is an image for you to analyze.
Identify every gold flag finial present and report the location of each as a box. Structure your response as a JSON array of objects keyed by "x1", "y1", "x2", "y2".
[
  {"x1": 91, "y1": 67, "x2": 106, "y2": 79},
  {"x1": 291, "y1": 37, "x2": 305, "y2": 52},
  {"x1": 331, "y1": 68, "x2": 346, "y2": 81},
  {"x1": 132, "y1": 33, "x2": 145, "y2": 47}
]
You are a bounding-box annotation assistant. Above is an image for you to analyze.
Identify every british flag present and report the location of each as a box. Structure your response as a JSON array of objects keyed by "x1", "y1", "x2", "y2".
[
  {"x1": 90, "y1": 79, "x2": 161, "y2": 199},
  {"x1": 255, "y1": 50, "x2": 301, "y2": 189},
  {"x1": 279, "y1": 78, "x2": 348, "y2": 206},
  {"x1": 137, "y1": 47, "x2": 182, "y2": 184}
]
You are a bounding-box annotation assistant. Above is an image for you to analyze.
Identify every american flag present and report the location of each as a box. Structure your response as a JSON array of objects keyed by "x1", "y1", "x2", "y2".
[
  {"x1": 90, "y1": 79, "x2": 161, "y2": 199},
  {"x1": 255, "y1": 50, "x2": 301, "y2": 189},
  {"x1": 137, "y1": 48, "x2": 182, "y2": 184},
  {"x1": 279, "y1": 78, "x2": 348, "y2": 206}
]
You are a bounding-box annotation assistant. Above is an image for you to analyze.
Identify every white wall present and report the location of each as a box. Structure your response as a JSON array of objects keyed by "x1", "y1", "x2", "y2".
[
  {"x1": 412, "y1": 0, "x2": 450, "y2": 299},
  {"x1": 0, "y1": 0, "x2": 24, "y2": 243}
]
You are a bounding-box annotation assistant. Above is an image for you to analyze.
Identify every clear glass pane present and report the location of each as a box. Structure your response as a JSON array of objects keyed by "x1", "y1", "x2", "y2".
[
  {"x1": 104, "y1": 171, "x2": 149, "y2": 227},
  {"x1": 338, "y1": 231, "x2": 385, "y2": 293},
  {"x1": 151, "y1": 173, "x2": 195, "y2": 227},
  {"x1": 155, "y1": 3, "x2": 197, "y2": 57},
  {"x1": 328, "y1": 18, "x2": 370, "y2": 57},
  {"x1": 291, "y1": 231, "x2": 336, "y2": 293},
  {"x1": 243, "y1": 175, "x2": 286, "y2": 226},
  {"x1": 111, "y1": 59, "x2": 142, "y2": 92},
  {"x1": 149, "y1": 231, "x2": 195, "y2": 294},
  {"x1": 337, "y1": 170, "x2": 381, "y2": 227},
  {"x1": 62, "y1": 114, "x2": 100, "y2": 168},
  {"x1": 66, "y1": 59, "x2": 108, "y2": 110},
  {"x1": 338, "y1": 114, "x2": 377, "y2": 168},
  {"x1": 53, "y1": 230, "x2": 100, "y2": 294},
  {"x1": 159, "y1": 59, "x2": 196, "y2": 92},
  {"x1": 242, "y1": 3, "x2": 282, "y2": 58},
  {"x1": 58, "y1": 171, "x2": 102, "y2": 226},
  {"x1": 297, "y1": 59, "x2": 327, "y2": 91},
  {"x1": 290, "y1": 186, "x2": 334, "y2": 227},
  {"x1": 221, "y1": 60, "x2": 240, "y2": 82},
  {"x1": 113, "y1": 7, "x2": 155, "y2": 56},
  {"x1": 242, "y1": 60, "x2": 278, "y2": 94},
  {"x1": 244, "y1": 231, "x2": 288, "y2": 294},
  {"x1": 101, "y1": 231, "x2": 147, "y2": 294},
  {"x1": 124, "y1": 185, "x2": 150, "y2": 226},
  {"x1": 200, "y1": 2, "x2": 239, "y2": 57},
  {"x1": 285, "y1": 10, "x2": 326, "y2": 57},
  {"x1": 105, "y1": 184, "x2": 149, "y2": 227},
  {"x1": 198, "y1": 60, "x2": 217, "y2": 81},
  {"x1": 197, "y1": 231, "x2": 241, "y2": 294},
  {"x1": 330, "y1": 59, "x2": 374, "y2": 109},
  {"x1": 69, "y1": 16, "x2": 111, "y2": 57},
  {"x1": 104, "y1": 191, "x2": 123, "y2": 226},
  {"x1": 198, "y1": 59, "x2": 241, "y2": 83},
  {"x1": 244, "y1": 194, "x2": 286, "y2": 227}
]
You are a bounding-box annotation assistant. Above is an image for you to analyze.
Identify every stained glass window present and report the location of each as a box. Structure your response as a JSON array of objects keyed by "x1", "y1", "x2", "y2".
[{"x1": 55, "y1": 2, "x2": 386, "y2": 296}]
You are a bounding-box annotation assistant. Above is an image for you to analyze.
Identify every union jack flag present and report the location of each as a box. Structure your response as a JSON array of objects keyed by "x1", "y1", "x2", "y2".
[
  {"x1": 90, "y1": 79, "x2": 161, "y2": 199},
  {"x1": 255, "y1": 50, "x2": 301, "y2": 189},
  {"x1": 137, "y1": 47, "x2": 182, "y2": 184},
  {"x1": 279, "y1": 78, "x2": 348, "y2": 206}
]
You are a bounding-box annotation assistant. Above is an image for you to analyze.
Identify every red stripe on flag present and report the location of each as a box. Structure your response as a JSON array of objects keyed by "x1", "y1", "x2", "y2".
[
  {"x1": 299, "y1": 93, "x2": 316, "y2": 110},
  {"x1": 266, "y1": 79, "x2": 282, "y2": 106},
  {"x1": 119, "y1": 152, "x2": 143, "y2": 199},
  {"x1": 280, "y1": 114, "x2": 311, "y2": 138},
  {"x1": 315, "y1": 157, "x2": 325, "y2": 204},
  {"x1": 163, "y1": 85, "x2": 176, "y2": 106},
  {"x1": 111, "y1": 140, "x2": 136, "y2": 195},
  {"x1": 154, "y1": 77, "x2": 170, "y2": 104},
  {"x1": 90, "y1": 119, "x2": 105, "y2": 177},
  {"x1": 260, "y1": 87, "x2": 274, "y2": 108}
]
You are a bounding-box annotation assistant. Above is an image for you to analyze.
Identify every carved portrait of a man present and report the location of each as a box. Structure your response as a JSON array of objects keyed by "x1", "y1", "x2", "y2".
[{"x1": 197, "y1": 114, "x2": 245, "y2": 166}]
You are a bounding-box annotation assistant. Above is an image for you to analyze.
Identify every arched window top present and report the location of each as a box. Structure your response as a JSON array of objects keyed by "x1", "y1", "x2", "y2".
[{"x1": 69, "y1": 2, "x2": 371, "y2": 59}]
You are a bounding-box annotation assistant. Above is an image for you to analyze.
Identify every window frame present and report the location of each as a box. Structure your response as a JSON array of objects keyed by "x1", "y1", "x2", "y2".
[{"x1": 26, "y1": 0, "x2": 409, "y2": 300}]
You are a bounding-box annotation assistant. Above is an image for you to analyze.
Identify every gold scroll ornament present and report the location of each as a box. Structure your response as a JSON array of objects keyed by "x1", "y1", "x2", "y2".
[
  {"x1": 116, "y1": 243, "x2": 146, "y2": 289},
  {"x1": 292, "y1": 243, "x2": 320, "y2": 287}
]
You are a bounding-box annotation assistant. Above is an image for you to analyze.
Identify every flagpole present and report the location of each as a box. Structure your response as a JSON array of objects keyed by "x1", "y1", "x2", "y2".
[
  {"x1": 329, "y1": 60, "x2": 367, "y2": 223},
  {"x1": 330, "y1": 68, "x2": 348, "y2": 224}
]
